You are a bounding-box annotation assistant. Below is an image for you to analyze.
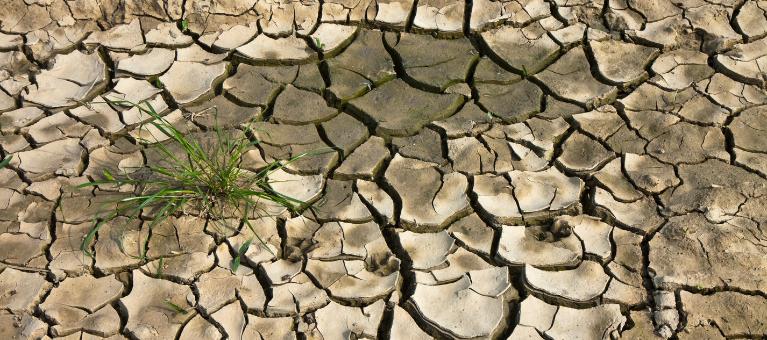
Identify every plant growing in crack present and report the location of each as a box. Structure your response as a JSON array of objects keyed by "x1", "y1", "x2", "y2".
[
  {"x1": 313, "y1": 37, "x2": 326, "y2": 51},
  {"x1": 0, "y1": 155, "x2": 10, "y2": 169},
  {"x1": 77, "y1": 99, "x2": 313, "y2": 265},
  {"x1": 231, "y1": 238, "x2": 252, "y2": 272},
  {"x1": 179, "y1": 19, "x2": 189, "y2": 33}
]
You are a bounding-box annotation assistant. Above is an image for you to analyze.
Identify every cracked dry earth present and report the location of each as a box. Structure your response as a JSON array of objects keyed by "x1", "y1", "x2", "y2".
[{"x1": 3, "y1": 1, "x2": 767, "y2": 340}]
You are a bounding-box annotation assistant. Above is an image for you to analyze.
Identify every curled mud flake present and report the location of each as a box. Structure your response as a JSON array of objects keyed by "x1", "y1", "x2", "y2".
[
  {"x1": 326, "y1": 29, "x2": 396, "y2": 100},
  {"x1": 386, "y1": 33, "x2": 478, "y2": 90},
  {"x1": 0, "y1": 233, "x2": 48, "y2": 269},
  {"x1": 49, "y1": 222, "x2": 96, "y2": 279},
  {"x1": 0, "y1": 1, "x2": 52, "y2": 34},
  {"x1": 120, "y1": 271, "x2": 196, "y2": 339},
  {"x1": 626, "y1": 14, "x2": 693, "y2": 49},
  {"x1": 307, "y1": 258, "x2": 400, "y2": 304},
  {"x1": 736, "y1": 1, "x2": 767, "y2": 40},
  {"x1": 179, "y1": 314, "x2": 222, "y2": 340},
  {"x1": 525, "y1": 261, "x2": 611, "y2": 303},
  {"x1": 195, "y1": 266, "x2": 243, "y2": 314},
  {"x1": 309, "y1": 179, "x2": 373, "y2": 223},
  {"x1": 243, "y1": 316, "x2": 297, "y2": 339},
  {"x1": 557, "y1": 132, "x2": 613, "y2": 172},
  {"x1": 508, "y1": 167, "x2": 584, "y2": 223},
  {"x1": 480, "y1": 23, "x2": 559, "y2": 75},
  {"x1": 145, "y1": 22, "x2": 193, "y2": 48},
  {"x1": 336, "y1": 136, "x2": 390, "y2": 180},
  {"x1": 367, "y1": 0, "x2": 417, "y2": 28},
  {"x1": 211, "y1": 302, "x2": 247, "y2": 340},
  {"x1": 0, "y1": 268, "x2": 50, "y2": 314},
  {"x1": 624, "y1": 153, "x2": 680, "y2": 193},
  {"x1": 649, "y1": 49, "x2": 713, "y2": 90},
  {"x1": 0, "y1": 310, "x2": 48, "y2": 339},
  {"x1": 22, "y1": 50, "x2": 108, "y2": 108},
  {"x1": 347, "y1": 79, "x2": 464, "y2": 137},
  {"x1": 83, "y1": 18, "x2": 145, "y2": 51},
  {"x1": 116, "y1": 48, "x2": 175, "y2": 78},
  {"x1": 413, "y1": 0, "x2": 464, "y2": 34},
  {"x1": 409, "y1": 275, "x2": 510, "y2": 338},
  {"x1": 391, "y1": 305, "x2": 433, "y2": 339},
  {"x1": 399, "y1": 230, "x2": 454, "y2": 270},
  {"x1": 447, "y1": 213, "x2": 495, "y2": 256},
  {"x1": 158, "y1": 61, "x2": 229, "y2": 106},
  {"x1": 560, "y1": 215, "x2": 613, "y2": 262},
  {"x1": 594, "y1": 187, "x2": 664, "y2": 234},
  {"x1": 311, "y1": 23, "x2": 358, "y2": 57},
  {"x1": 589, "y1": 39, "x2": 659, "y2": 86},
  {"x1": 545, "y1": 304, "x2": 626, "y2": 340},
  {"x1": 686, "y1": 4, "x2": 742, "y2": 53},
  {"x1": 314, "y1": 300, "x2": 385, "y2": 339},
  {"x1": 11, "y1": 138, "x2": 85, "y2": 182},
  {"x1": 237, "y1": 35, "x2": 317, "y2": 64},
  {"x1": 267, "y1": 273, "x2": 329, "y2": 316},
  {"x1": 534, "y1": 47, "x2": 617, "y2": 109},
  {"x1": 385, "y1": 154, "x2": 470, "y2": 229},
  {"x1": 209, "y1": 24, "x2": 258, "y2": 51},
  {"x1": 40, "y1": 275, "x2": 124, "y2": 337},
  {"x1": 497, "y1": 224, "x2": 582, "y2": 268}
]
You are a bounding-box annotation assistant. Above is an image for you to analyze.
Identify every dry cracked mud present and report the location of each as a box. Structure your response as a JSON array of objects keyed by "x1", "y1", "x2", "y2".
[{"x1": 1, "y1": 0, "x2": 767, "y2": 339}]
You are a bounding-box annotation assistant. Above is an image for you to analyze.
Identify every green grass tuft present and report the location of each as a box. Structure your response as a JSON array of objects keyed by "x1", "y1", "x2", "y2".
[
  {"x1": 78, "y1": 99, "x2": 311, "y2": 259},
  {"x1": 314, "y1": 37, "x2": 326, "y2": 51}
]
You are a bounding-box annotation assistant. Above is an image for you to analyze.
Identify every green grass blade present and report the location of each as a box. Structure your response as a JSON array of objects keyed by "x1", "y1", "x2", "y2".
[
  {"x1": 102, "y1": 169, "x2": 115, "y2": 181},
  {"x1": 231, "y1": 238, "x2": 252, "y2": 272},
  {"x1": 77, "y1": 180, "x2": 121, "y2": 188},
  {"x1": 163, "y1": 300, "x2": 188, "y2": 314},
  {"x1": 146, "y1": 135, "x2": 186, "y2": 167},
  {"x1": 0, "y1": 155, "x2": 11, "y2": 169},
  {"x1": 80, "y1": 215, "x2": 114, "y2": 257},
  {"x1": 146, "y1": 165, "x2": 176, "y2": 177},
  {"x1": 156, "y1": 257, "x2": 164, "y2": 277},
  {"x1": 139, "y1": 200, "x2": 181, "y2": 258},
  {"x1": 243, "y1": 214, "x2": 275, "y2": 256}
]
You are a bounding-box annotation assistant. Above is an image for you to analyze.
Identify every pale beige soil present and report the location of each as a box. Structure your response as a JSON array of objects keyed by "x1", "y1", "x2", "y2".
[{"x1": 1, "y1": 0, "x2": 767, "y2": 339}]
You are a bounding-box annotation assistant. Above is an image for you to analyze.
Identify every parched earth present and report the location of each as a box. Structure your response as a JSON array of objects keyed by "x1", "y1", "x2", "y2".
[{"x1": 2, "y1": 0, "x2": 767, "y2": 339}]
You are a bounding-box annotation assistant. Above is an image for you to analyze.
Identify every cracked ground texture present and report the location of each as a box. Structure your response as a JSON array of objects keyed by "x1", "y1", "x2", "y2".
[{"x1": 2, "y1": 0, "x2": 767, "y2": 339}]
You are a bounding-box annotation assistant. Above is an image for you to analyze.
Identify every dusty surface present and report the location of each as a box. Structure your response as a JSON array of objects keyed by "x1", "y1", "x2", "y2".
[{"x1": 1, "y1": 0, "x2": 767, "y2": 339}]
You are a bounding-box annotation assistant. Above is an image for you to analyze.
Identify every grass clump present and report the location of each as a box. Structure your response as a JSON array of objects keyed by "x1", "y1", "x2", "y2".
[
  {"x1": 79, "y1": 99, "x2": 308, "y2": 260},
  {"x1": 179, "y1": 19, "x2": 189, "y2": 33}
]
